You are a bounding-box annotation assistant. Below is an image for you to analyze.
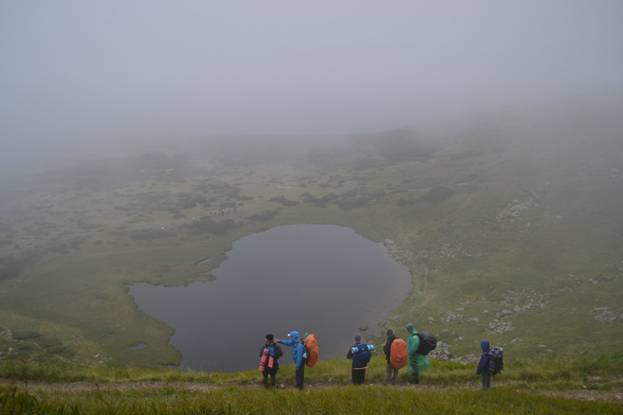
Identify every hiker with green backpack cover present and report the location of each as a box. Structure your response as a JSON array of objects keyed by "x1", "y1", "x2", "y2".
[{"x1": 405, "y1": 323, "x2": 432, "y2": 384}]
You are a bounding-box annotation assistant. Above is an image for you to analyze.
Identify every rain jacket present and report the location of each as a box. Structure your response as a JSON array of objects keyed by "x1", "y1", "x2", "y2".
[
  {"x1": 278, "y1": 330, "x2": 306, "y2": 369},
  {"x1": 406, "y1": 323, "x2": 429, "y2": 373},
  {"x1": 476, "y1": 340, "x2": 491, "y2": 375}
]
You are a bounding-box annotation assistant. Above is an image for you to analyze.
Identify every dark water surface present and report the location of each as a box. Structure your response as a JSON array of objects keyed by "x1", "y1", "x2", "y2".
[{"x1": 130, "y1": 224, "x2": 411, "y2": 371}]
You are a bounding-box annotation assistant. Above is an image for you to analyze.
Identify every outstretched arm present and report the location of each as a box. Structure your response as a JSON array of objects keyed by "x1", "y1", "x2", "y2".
[{"x1": 278, "y1": 338, "x2": 296, "y2": 347}]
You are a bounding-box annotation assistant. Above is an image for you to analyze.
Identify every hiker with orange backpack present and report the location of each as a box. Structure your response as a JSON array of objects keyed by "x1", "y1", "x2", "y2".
[
  {"x1": 277, "y1": 330, "x2": 306, "y2": 390},
  {"x1": 258, "y1": 334, "x2": 283, "y2": 388},
  {"x1": 383, "y1": 329, "x2": 399, "y2": 383}
]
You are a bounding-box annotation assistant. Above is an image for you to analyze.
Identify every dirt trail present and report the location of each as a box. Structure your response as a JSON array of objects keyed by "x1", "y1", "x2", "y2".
[{"x1": 2, "y1": 379, "x2": 622, "y2": 402}]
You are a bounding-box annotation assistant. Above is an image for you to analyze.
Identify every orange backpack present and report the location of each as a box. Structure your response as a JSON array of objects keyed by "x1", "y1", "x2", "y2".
[
  {"x1": 390, "y1": 338, "x2": 408, "y2": 369},
  {"x1": 304, "y1": 333, "x2": 320, "y2": 368}
]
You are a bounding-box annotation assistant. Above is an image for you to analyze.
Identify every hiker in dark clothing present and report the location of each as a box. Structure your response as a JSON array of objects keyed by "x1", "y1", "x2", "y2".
[
  {"x1": 383, "y1": 329, "x2": 398, "y2": 384},
  {"x1": 476, "y1": 340, "x2": 492, "y2": 390},
  {"x1": 347, "y1": 335, "x2": 374, "y2": 385},
  {"x1": 259, "y1": 334, "x2": 283, "y2": 388}
]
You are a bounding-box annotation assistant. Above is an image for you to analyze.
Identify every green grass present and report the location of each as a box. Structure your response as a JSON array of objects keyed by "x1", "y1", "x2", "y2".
[
  {"x1": 2, "y1": 355, "x2": 622, "y2": 389},
  {"x1": 2, "y1": 356, "x2": 622, "y2": 414},
  {"x1": 2, "y1": 385, "x2": 622, "y2": 415}
]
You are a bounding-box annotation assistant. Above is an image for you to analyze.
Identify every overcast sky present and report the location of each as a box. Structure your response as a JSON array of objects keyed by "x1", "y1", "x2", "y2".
[{"x1": 1, "y1": 0, "x2": 622, "y2": 161}]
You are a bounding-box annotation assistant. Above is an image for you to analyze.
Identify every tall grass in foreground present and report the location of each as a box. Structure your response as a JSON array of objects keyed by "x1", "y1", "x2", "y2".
[
  {"x1": 2, "y1": 354, "x2": 622, "y2": 387},
  {"x1": 2, "y1": 385, "x2": 622, "y2": 415}
]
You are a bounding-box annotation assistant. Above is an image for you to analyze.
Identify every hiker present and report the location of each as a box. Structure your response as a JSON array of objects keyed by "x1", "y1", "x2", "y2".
[
  {"x1": 476, "y1": 340, "x2": 492, "y2": 390},
  {"x1": 277, "y1": 330, "x2": 306, "y2": 390},
  {"x1": 346, "y1": 335, "x2": 374, "y2": 385},
  {"x1": 405, "y1": 323, "x2": 430, "y2": 384},
  {"x1": 258, "y1": 333, "x2": 283, "y2": 388},
  {"x1": 476, "y1": 340, "x2": 504, "y2": 390},
  {"x1": 383, "y1": 329, "x2": 399, "y2": 384}
]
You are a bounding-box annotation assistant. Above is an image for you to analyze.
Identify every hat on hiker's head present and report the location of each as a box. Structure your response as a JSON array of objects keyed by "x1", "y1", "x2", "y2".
[
  {"x1": 386, "y1": 329, "x2": 394, "y2": 337},
  {"x1": 355, "y1": 335, "x2": 361, "y2": 342},
  {"x1": 405, "y1": 323, "x2": 416, "y2": 334},
  {"x1": 265, "y1": 333, "x2": 274, "y2": 341}
]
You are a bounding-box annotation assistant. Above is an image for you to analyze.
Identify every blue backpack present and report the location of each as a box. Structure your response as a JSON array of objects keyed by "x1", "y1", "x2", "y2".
[{"x1": 351, "y1": 343, "x2": 374, "y2": 366}]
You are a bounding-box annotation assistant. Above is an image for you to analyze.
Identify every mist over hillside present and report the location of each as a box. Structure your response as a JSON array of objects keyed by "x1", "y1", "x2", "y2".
[{"x1": 1, "y1": 3, "x2": 623, "y2": 412}]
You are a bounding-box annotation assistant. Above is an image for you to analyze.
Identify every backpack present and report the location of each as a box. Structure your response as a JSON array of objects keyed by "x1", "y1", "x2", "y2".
[
  {"x1": 390, "y1": 338, "x2": 408, "y2": 369},
  {"x1": 304, "y1": 333, "x2": 320, "y2": 368},
  {"x1": 273, "y1": 344, "x2": 283, "y2": 360},
  {"x1": 352, "y1": 343, "x2": 372, "y2": 366},
  {"x1": 416, "y1": 331, "x2": 437, "y2": 356},
  {"x1": 488, "y1": 347, "x2": 504, "y2": 375},
  {"x1": 259, "y1": 344, "x2": 281, "y2": 372}
]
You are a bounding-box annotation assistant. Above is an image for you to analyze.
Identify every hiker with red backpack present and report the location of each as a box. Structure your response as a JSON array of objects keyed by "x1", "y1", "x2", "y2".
[
  {"x1": 346, "y1": 335, "x2": 375, "y2": 385},
  {"x1": 476, "y1": 339, "x2": 503, "y2": 390},
  {"x1": 258, "y1": 334, "x2": 283, "y2": 388},
  {"x1": 405, "y1": 323, "x2": 433, "y2": 384},
  {"x1": 277, "y1": 330, "x2": 306, "y2": 390}
]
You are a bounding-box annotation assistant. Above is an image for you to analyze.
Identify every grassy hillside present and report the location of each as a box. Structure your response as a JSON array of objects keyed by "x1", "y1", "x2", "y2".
[
  {"x1": 0, "y1": 110, "x2": 622, "y2": 368},
  {"x1": 2, "y1": 355, "x2": 623, "y2": 414}
]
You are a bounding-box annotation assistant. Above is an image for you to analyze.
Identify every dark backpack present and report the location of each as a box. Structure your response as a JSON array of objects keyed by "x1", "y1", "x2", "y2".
[
  {"x1": 273, "y1": 344, "x2": 283, "y2": 360},
  {"x1": 352, "y1": 344, "x2": 372, "y2": 367},
  {"x1": 487, "y1": 347, "x2": 504, "y2": 375},
  {"x1": 416, "y1": 331, "x2": 437, "y2": 355}
]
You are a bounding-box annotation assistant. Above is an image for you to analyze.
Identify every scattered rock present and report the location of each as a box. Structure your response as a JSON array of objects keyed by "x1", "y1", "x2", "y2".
[
  {"x1": 429, "y1": 341, "x2": 451, "y2": 360},
  {"x1": 496, "y1": 196, "x2": 538, "y2": 223},
  {"x1": 498, "y1": 289, "x2": 547, "y2": 315},
  {"x1": 440, "y1": 311, "x2": 464, "y2": 324},
  {"x1": 592, "y1": 307, "x2": 617, "y2": 322},
  {"x1": 496, "y1": 309, "x2": 513, "y2": 318},
  {"x1": 488, "y1": 320, "x2": 513, "y2": 333}
]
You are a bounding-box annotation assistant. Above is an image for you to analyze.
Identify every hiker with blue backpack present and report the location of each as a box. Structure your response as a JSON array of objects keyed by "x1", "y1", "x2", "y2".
[
  {"x1": 346, "y1": 335, "x2": 375, "y2": 385},
  {"x1": 476, "y1": 340, "x2": 503, "y2": 390},
  {"x1": 276, "y1": 330, "x2": 306, "y2": 390}
]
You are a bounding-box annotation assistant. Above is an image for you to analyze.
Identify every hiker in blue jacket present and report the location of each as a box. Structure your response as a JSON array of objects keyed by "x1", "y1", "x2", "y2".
[
  {"x1": 476, "y1": 340, "x2": 492, "y2": 390},
  {"x1": 277, "y1": 330, "x2": 306, "y2": 390}
]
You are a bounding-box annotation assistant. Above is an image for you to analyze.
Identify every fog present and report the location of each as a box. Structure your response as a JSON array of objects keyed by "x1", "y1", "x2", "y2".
[{"x1": 1, "y1": 0, "x2": 623, "y2": 168}]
